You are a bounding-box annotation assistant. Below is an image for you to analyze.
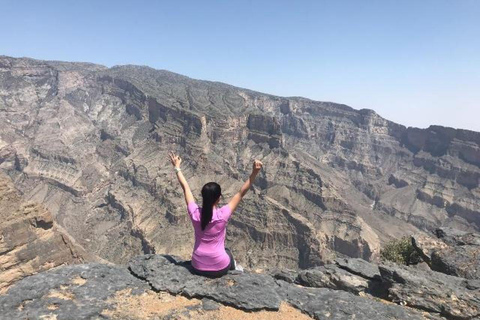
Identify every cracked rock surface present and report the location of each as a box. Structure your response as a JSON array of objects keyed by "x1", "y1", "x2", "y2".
[
  {"x1": 412, "y1": 227, "x2": 480, "y2": 280},
  {"x1": 7, "y1": 253, "x2": 480, "y2": 319},
  {"x1": 0, "y1": 263, "x2": 150, "y2": 320}
]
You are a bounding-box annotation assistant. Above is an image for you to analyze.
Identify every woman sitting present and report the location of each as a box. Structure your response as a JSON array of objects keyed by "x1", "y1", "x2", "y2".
[{"x1": 169, "y1": 152, "x2": 263, "y2": 277}]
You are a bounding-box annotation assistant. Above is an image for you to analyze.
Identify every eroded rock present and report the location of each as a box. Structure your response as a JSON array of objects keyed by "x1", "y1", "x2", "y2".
[
  {"x1": 412, "y1": 228, "x2": 480, "y2": 280},
  {"x1": 276, "y1": 280, "x2": 440, "y2": 320},
  {"x1": 296, "y1": 264, "x2": 370, "y2": 295},
  {"x1": 436, "y1": 227, "x2": 480, "y2": 246},
  {"x1": 334, "y1": 257, "x2": 380, "y2": 279},
  {"x1": 379, "y1": 263, "x2": 480, "y2": 319},
  {"x1": 128, "y1": 254, "x2": 447, "y2": 319},
  {"x1": 129, "y1": 254, "x2": 282, "y2": 311},
  {"x1": 411, "y1": 234, "x2": 449, "y2": 263},
  {"x1": 4, "y1": 254, "x2": 476, "y2": 319},
  {"x1": 431, "y1": 246, "x2": 480, "y2": 280},
  {"x1": 0, "y1": 173, "x2": 96, "y2": 293},
  {"x1": 0, "y1": 263, "x2": 150, "y2": 320}
]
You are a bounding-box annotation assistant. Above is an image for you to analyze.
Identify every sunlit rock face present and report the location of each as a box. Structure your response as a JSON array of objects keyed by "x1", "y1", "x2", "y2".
[
  {"x1": 0, "y1": 56, "x2": 479, "y2": 270},
  {"x1": 0, "y1": 173, "x2": 97, "y2": 293}
]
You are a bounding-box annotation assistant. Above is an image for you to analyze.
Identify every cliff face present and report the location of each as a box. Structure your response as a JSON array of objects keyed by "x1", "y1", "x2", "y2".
[
  {"x1": 0, "y1": 56, "x2": 479, "y2": 270},
  {"x1": 0, "y1": 173, "x2": 97, "y2": 293}
]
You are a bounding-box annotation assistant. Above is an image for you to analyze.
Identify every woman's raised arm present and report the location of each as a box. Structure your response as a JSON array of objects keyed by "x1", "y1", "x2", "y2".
[
  {"x1": 228, "y1": 159, "x2": 263, "y2": 213},
  {"x1": 169, "y1": 152, "x2": 195, "y2": 206}
]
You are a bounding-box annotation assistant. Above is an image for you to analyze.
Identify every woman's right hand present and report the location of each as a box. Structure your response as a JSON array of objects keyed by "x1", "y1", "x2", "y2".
[
  {"x1": 252, "y1": 159, "x2": 263, "y2": 173},
  {"x1": 169, "y1": 151, "x2": 182, "y2": 168}
]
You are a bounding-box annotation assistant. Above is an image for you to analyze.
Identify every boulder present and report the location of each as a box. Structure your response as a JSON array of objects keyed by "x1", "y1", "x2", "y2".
[
  {"x1": 379, "y1": 263, "x2": 480, "y2": 319},
  {"x1": 296, "y1": 264, "x2": 370, "y2": 295},
  {"x1": 272, "y1": 269, "x2": 298, "y2": 283},
  {"x1": 411, "y1": 233, "x2": 448, "y2": 263},
  {"x1": 129, "y1": 255, "x2": 441, "y2": 319},
  {"x1": 412, "y1": 228, "x2": 480, "y2": 280},
  {"x1": 431, "y1": 245, "x2": 480, "y2": 280},
  {"x1": 128, "y1": 254, "x2": 282, "y2": 311},
  {"x1": 334, "y1": 257, "x2": 380, "y2": 279}
]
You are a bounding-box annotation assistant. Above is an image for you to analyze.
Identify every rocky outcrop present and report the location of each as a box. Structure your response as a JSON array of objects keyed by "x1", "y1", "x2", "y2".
[
  {"x1": 436, "y1": 227, "x2": 480, "y2": 246},
  {"x1": 379, "y1": 264, "x2": 480, "y2": 319},
  {"x1": 284, "y1": 254, "x2": 480, "y2": 319},
  {"x1": 411, "y1": 234, "x2": 449, "y2": 263},
  {"x1": 431, "y1": 246, "x2": 480, "y2": 280},
  {"x1": 0, "y1": 173, "x2": 97, "y2": 293},
  {"x1": 0, "y1": 263, "x2": 150, "y2": 320},
  {"x1": 295, "y1": 264, "x2": 371, "y2": 295},
  {"x1": 0, "y1": 55, "x2": 479, "y2": 271},
  {"x1": 2, "y1": 254, "x2": 465, "y2": 320},
  {"x1": 412, "y1": 228, "x2": 480, "y2": 280},
  {"x1": 128, "y1": 254, "x2": 282, "y2": 311}
]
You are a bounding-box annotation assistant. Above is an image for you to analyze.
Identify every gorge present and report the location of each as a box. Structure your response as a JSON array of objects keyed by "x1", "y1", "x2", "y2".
[{"x1": 0, "y1": 55, "x2": 479, "y2": 275}]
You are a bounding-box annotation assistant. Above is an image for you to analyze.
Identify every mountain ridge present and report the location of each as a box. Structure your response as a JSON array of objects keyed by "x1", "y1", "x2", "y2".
[{"x1": 5, "y1": 54, "x2": 478, "y2": 133}]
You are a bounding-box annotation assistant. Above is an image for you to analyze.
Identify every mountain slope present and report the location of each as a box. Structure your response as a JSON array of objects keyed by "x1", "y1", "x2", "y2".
[
  {"x1": 0, "y1": 55, "x2": 478, "y2": 269},
  {"x1": 0, "y1": 172, "x2": 98, "y2": 293}
]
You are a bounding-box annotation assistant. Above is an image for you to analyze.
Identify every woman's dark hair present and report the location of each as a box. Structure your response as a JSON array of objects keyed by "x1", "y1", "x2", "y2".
[{"x1": 201, "y1": 182, "x2": 221, "y2": 230}]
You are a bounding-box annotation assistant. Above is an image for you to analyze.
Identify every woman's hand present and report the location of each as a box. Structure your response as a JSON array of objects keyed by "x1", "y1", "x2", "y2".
[
  {"x1": 169, "y1": 151, "x2": 194, "y2": 205},
  {"x1": 252, "y1": 159, "x2": 263, "y2": 173},
  {"x1": 228, "y1": 159, "x2": 264, "y2": 213},
  {"x1": 169, "y1": 151, "x2": 182, "y2": 168}
]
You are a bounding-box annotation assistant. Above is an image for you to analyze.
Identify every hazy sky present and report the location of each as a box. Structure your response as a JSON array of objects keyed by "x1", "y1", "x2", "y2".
[{"x1": 1, "y1": 0, "x2": 479, "y2": 131}]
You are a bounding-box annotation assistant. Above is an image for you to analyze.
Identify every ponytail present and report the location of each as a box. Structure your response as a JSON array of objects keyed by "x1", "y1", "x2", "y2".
[{"x1": 201, "y1": 182, "x2": 221, "y2": 231}]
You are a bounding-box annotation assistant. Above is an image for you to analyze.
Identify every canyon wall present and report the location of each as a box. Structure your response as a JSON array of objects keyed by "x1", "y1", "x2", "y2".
[
  {"x1": 0, "y1": 56, "x2": 478, "y2": 270},
  {"x1": 0, "y1": 173, "x2": 98, "y2": 292}
]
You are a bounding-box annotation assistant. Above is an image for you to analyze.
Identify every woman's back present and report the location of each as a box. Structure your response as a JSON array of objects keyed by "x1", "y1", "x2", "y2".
[
  {"x1": 187, "y1": 201, "x2": 233, "y2": 271},
  {"x1": 168, "y1": 152, "x2": 263, "y2": 275}
]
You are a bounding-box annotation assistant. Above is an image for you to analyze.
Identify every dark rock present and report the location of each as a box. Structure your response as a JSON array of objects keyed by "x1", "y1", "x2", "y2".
[
  {"x1": 335, "y1": 257, "x2": 380, "y2": 279},
  {"x1": 128, "y1": 254, "x2": 282, "y2": 311},
  {"x1": 411, "y1": 228, "x2": 480, "y2": 280},
  {"x1": 201, "y1": 298, "x2": 221, "y2": 311},
  {"x1": 431, "y1": 245, "x2": 480, "y2": 280},
  {"x1": 128, "y1": 254, "x2": 196, "y2": 294},
  {"x1": 276, "y1": 280, "x2": 440, "y2": 320},
  {"x1": 0, "y1": 254, "x2": 465, "y2": 320},
  {"x1": 182, "y1": 272, "x2": 282, "y2": 311},
  {"x1": 0, "y1": 263, "x2": 150, "y2": 320},
  {"x1": 272, "y1": 269, "x2": 298, "y2": 283},
  {"x1": 436, "y1": 227, "x2": 480, "y2": 246},
  {"x1": 411, "y1": 234, "x2": 449, "y2": 264},
  {"x1": 296, "y1": 264, "x2": 370, "y2": 295},
  {"x1": 379, "y1": 263, "x2": 480, "y2": 319},
  {"x1": 411, "y1": 261, "x2": 432, "y2": 271},
  {"x1": 127, "y1": 254, "x2": 455, "y2": 318}
]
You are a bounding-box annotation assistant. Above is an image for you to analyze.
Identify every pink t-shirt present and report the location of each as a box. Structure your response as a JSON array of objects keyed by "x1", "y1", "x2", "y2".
[{"x1": 187, "y1": 201, "x2": 233, "y2": 271}]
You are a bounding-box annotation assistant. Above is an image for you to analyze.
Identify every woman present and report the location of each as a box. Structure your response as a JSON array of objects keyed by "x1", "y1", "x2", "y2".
[{"x1": 169, "y1": 151, "x2": 263, "y2": 277}]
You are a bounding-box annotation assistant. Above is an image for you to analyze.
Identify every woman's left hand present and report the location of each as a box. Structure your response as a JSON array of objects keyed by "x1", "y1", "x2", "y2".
[{"x1": 169, "y1": 151, "x2": 182, "y2": 168}]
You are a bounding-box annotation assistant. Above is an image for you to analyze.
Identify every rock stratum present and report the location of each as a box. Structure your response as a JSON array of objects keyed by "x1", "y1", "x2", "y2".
[
  {"x1": 0, "y1": 55, "x2": 479, "y2": 274},
  {"x1": 0, "y1": 172, "x2": 98, "y2": 294}
]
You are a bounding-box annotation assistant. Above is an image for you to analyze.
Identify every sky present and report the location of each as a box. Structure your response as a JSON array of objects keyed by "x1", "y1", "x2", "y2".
[{"x1": 1, "y1": 0, "x2": 479, "y2": 131}]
